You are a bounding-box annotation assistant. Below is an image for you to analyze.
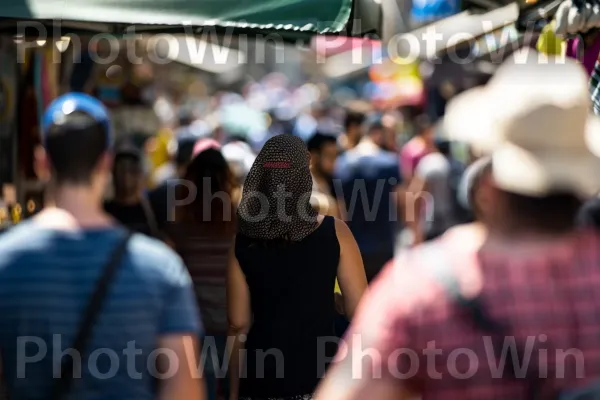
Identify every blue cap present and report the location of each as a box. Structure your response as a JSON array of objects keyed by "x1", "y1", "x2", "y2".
[{"x1": 42, "y1": 93, "x2": 111, "y2": 146}]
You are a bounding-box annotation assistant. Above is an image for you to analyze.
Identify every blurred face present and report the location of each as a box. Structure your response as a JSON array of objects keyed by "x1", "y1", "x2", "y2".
[
  {"x1": 313, "y1": 142, "x2": 338, "y2": 178},
  {"x1": 113, "y1": 156, "x2": 142, "y2": 197},
  {"x1": 382, "y1": 127, "x2": 397, "y2": 152},
  {"x1": 347, "y1": 122, "x2": 362, "y2": 138},
  {"x1": 421, "y1": 126, "x2": 436, "y2": 145},
  {"x1": 369, "y1": 128, "x2": 385, "y2": 148}
]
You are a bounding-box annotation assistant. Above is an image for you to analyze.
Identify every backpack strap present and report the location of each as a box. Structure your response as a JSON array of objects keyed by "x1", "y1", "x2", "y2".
[
  {"x1": 51, "y1": 230, "x2": 132, "y2": 399},
  {"x1": 411, "y1": 243, "x2": 542, "y2": 399}
]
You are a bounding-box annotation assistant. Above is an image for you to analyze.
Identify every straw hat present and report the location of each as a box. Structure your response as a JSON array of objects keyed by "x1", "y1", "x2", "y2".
[{"x1": 443, "y1": 49, "x2": 600, "y2": 198}]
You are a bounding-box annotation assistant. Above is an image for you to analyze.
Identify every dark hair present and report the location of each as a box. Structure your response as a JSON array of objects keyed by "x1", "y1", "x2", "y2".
[
  {"x1": 175, "y1": 140, "x2": 197, "y2": 167},
  {"x1": 113, "y1": 150, "x2": 141, "y2": 172},
  {"x1": 344, "y1": 111, "x2": 366, "y2": 130},
  {"x1": 500, "y1": 190, "x2": 582, "y2": 234},
  {"x1": 414, "y1": 114, "x2": 432, "y2": 135},
  {"x1": 178, "y1": 108, "x2": 194, "y2": 127},
  {"x1": 176, "y1": 148, "x2": 236, "y2": 235},
  {"x1": 436, "y1": 139, "x2": 451, "y2": 156},
  {"x1": 228, "y1": 134, "x2": 250, "y2": 145},
  {"x1": 114, "y1": 142, "x2": 141, "y2": 164},
  {"x1": 307, "y1": 132, "x2": 337, "y2": 153},
  {"x1": 44, "y1": 112, "x2": 108, "y2": 185}
]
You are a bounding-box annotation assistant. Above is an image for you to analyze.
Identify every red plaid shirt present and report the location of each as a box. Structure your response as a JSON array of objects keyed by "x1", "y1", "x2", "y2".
[{"x1": 338, "y1": 227, "x2": 600, "y2": 399}]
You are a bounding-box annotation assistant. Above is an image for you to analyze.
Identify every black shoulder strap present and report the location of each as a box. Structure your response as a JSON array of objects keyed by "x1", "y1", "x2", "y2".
[
  {"x1": 413, "y1": 243, "x2": 542, "y2": 399},
  {"x1": 51, "y1": 231, "x2": 133, "y2": 400}
]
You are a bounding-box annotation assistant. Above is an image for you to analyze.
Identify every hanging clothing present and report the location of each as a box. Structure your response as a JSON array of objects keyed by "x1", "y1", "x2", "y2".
[
  {"x1": 536, "y1": 21, "x2": 565, "y2": 55},
  {"x1": 590, "y1": 59, "x2": 600, "y2": 115},
  {"x1": 566, "y1": 34, "x2": 600, "y2": 76}
]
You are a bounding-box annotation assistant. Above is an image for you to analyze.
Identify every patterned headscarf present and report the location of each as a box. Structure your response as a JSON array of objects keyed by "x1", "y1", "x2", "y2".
[{"x1": 237, "y1": 134, "x2": 318, "y2": 241}]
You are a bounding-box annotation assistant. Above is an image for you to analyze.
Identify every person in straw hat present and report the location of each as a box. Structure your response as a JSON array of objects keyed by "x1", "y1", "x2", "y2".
[{"x1": 315, "y1": 49, "x2": 600, "y2": 400}]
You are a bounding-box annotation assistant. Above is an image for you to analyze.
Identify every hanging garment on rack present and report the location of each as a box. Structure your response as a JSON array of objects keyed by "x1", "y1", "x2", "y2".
[
  {"x1": 555, "y1": 0, "x2": 600, "y2": 36},
  {"x1": 537, "y1": 21, "x2": 566, "y2": 55},
  {"x1": 566, "y1": 33, "x2": 600, "y2": 75},
  {"x1": 589, "y1": 57, "x2": 600, "y2": 115}
]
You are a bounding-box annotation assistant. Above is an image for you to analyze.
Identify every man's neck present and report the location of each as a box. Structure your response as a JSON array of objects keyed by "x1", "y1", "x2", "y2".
[
  {"x1": 38, "y1": 185, "x2": 112, "y2": 229},
  {"x1": 341, "y1": 130, "x2": 360, "y2": 149},
  {"x1": 487, "y1": 222, "x2": 577, "y2": 244}
]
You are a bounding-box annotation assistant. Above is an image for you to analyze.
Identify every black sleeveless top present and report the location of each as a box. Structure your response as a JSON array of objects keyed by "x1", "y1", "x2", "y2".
[{"x1": 235, "y1": 216, "x2": 340, "y2": 398}]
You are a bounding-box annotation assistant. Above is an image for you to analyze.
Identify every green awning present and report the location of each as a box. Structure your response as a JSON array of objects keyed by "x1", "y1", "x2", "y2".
[{"x1": 0, "y1": 0, "x2": 370, "y2": 37}]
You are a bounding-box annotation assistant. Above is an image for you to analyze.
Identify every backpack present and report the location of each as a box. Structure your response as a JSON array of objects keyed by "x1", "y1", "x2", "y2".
[{"x1": 415, "y1": 243, "x2": 600, "y2": 399}]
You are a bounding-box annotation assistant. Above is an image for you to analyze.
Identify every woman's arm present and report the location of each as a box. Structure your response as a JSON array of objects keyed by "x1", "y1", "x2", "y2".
[
  {"x1": 334, "y1": 219, "x2": 368, "y2": 319},
  {"x1": 226, "y1": 247, "x2": 251, "y2": 400},
  {"x1": 406, "y1": 174, "x2": 427, "y2": 246}
]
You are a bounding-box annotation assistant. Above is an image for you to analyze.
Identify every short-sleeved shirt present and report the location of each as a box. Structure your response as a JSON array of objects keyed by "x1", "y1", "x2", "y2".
[
  {"x1": 340, "y1": 229, "x2": 600, "y2": 399},
  {"x1": 400, "y1": 139, "x2": 431, "y2": 179},
  {"x1": 415, "y1": 153, "x2": 462, "y2": 236},
  {"x1": 334, "y1": 149, "x2": 402, "y2": 256},
  {"x1": 0, "y1": 220, "x2": 202, "y2": 399}
]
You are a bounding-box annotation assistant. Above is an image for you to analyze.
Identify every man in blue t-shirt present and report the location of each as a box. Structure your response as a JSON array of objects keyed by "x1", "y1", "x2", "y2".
[
  {"x1": 0, "y1": 93, "x2": 204, "y2": 399},
  {"x1": 334, "y1": 115, "x2": 403, "y2": 282}
]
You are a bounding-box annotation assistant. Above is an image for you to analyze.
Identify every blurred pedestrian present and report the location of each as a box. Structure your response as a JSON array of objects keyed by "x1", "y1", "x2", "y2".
[
  {"x1": 148, "y1": 124, "x2": 209, "y2": 233},
  {"x1": 334, "y1": 115, "x2": 404, "y2": 282},
  {"x1": 316, "y1": 51, "x2": 600, "y2": 400},
  {"x1": 228, "y1": 134, "x2": 367, "y2": 400},
  {"x1": 399, "y1": 114, "x2": 436, "y2": 183},
  {"x1": 0, "y1": 93, "x2": 203, "y2": 399},
  {"x1": 307, "y1": 132, "x2": 345, "y2": 333},
  {"x1": 307, "y1": 132, "x2": 339, "y2": 218},
  {"x1": 168, "y1": 138, "x2": 237, "y2": 400},
  {"x1": 408, "y1": 135, "x2": 468, "y2": 244},
  {"x1": 222, "y1": 131, "x2": 257, "y2": 190},
  {"x1": 381, "y1": 112, "x2": 400, "y2": 152},
  {"x1": 338, "y1": 110, "x2": 365, "y2": 152},
  {"x1": 104, "y1": 145, "x2": 159, "y2": 237},
  {"x1": 152, "y1": 113, "x2": 210, "y2": 187},
  {"x1": 457, "y1": 155, "x2": 492, "y2": 225}
]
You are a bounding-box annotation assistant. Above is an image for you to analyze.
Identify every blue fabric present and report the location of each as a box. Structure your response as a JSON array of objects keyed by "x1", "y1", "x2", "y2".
[
  {"x1": 334, "y1": 150, "x2": 402, "y2": 256},
  {"x1": 0, "y1": 221, "x2": 202, "y2": 400}
]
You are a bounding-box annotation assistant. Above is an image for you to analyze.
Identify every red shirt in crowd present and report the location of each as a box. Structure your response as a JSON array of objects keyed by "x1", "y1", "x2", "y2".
[{"x1": 337, "y1": 227, "x2": 600, "y2": 399}]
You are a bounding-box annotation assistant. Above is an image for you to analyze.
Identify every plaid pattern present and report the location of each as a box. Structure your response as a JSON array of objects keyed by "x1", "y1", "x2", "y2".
[
  {"x1": 339, "y1": 230, "x2": 600, "y2": 399},
  {"x1": 590, "y1": 58, "x2": 600, "y2": 115}
]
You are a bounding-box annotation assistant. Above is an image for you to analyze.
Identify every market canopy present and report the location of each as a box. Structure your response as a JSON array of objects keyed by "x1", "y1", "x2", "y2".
[{"x1": 0, "y1": 0, "x2": 381, "y2": 39}]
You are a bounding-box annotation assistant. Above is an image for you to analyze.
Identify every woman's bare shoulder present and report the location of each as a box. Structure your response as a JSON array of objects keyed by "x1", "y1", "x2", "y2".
[{"x1": 332, "y1": 217, "x2": 354, "y2": 243}]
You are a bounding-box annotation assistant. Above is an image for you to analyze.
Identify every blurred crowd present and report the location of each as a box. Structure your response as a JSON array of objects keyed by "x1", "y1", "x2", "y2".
[{"x1": 5, "y1": 49, "x2": 600, "y2": 400}]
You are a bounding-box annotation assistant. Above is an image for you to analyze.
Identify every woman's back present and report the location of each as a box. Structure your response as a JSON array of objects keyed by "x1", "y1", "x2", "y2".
[{"x1": 235, "y1": 216, "x2": 340, "y2": 398}]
